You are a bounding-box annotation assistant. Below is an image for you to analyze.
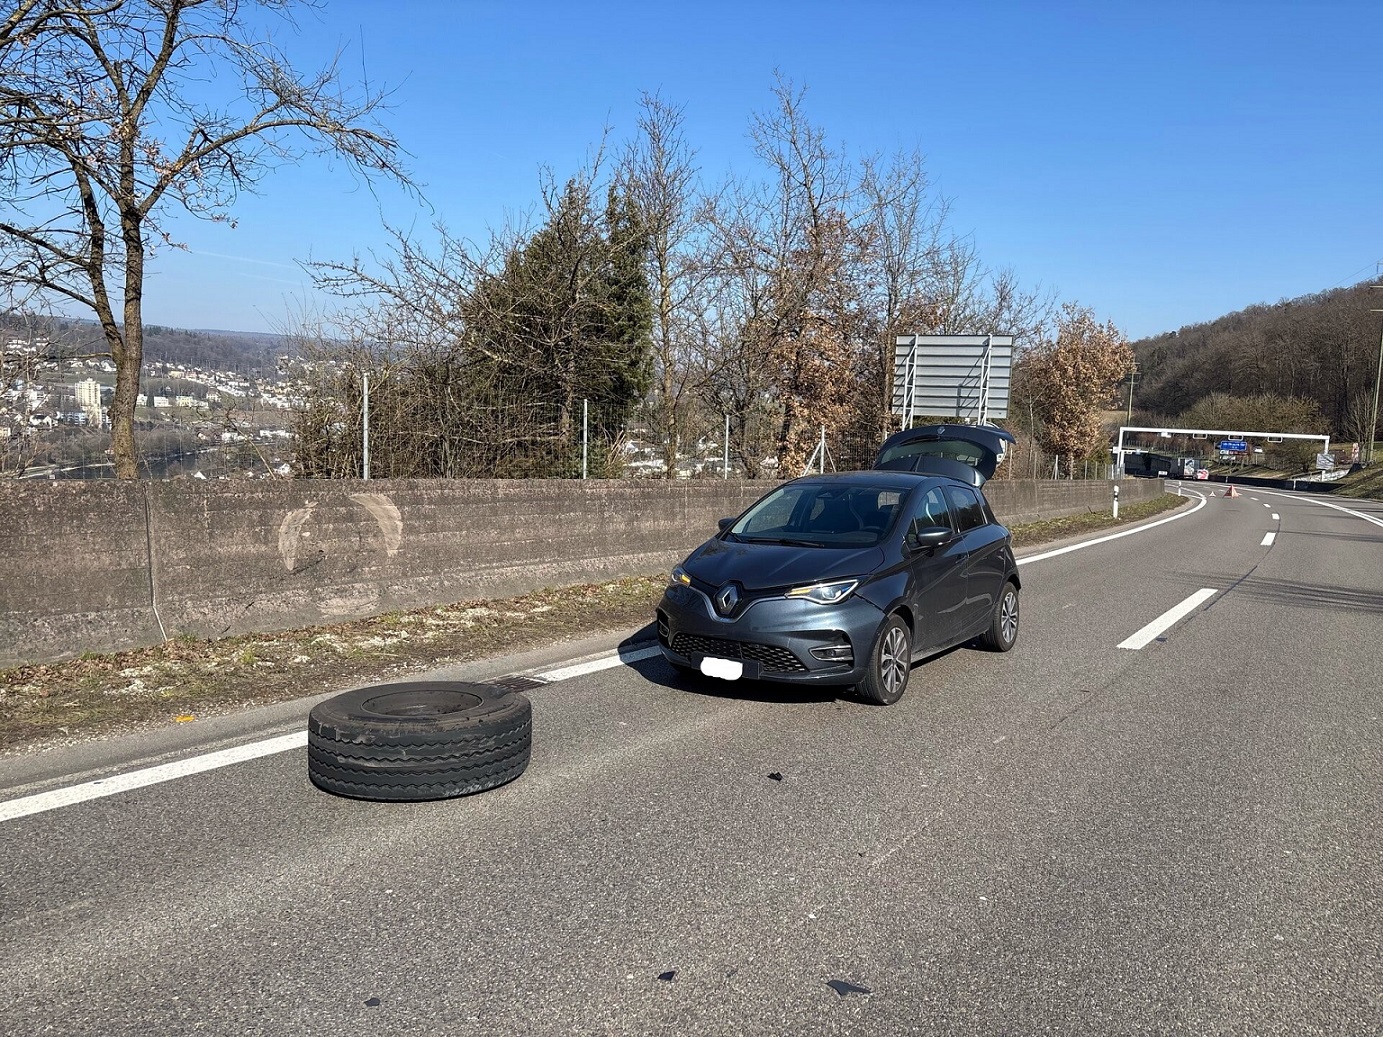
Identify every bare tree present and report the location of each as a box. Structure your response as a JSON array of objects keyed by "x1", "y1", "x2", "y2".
[
  {"x1": 619, "y1": 92, "x2": 715, "y2": 477},
  {"x1": 1341, "y1": 391, "x2": 1376, "y2": 456},
  {"x1": 699, "y1": 75, "x2": 868, "y2": 475},
  {"x1": 0, "y1": 0, "x2": 412, "y2": 478}
]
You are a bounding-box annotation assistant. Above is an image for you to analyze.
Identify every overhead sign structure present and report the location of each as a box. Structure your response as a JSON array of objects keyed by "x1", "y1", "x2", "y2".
[
  {"x1": 893, "y1": 334, "x2": 1014, "y2": 425},
  {"x1": 1114, "y1": 426, "x2": 1333, "y2": 476}
]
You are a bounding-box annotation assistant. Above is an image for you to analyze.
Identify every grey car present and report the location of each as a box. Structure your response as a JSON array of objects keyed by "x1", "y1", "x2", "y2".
[{"x1": 656, "y1": 425, "x2": 1020, "y2": 705}]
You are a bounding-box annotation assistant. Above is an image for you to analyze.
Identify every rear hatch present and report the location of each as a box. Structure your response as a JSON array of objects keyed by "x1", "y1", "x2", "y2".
[{"x1": 873, "y1": 423, "x2": 1016, "y2": 486}]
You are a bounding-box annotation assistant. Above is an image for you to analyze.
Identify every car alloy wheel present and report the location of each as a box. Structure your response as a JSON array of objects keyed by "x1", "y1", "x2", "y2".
[
  {"x1": 981, "y1": 582, "x2": 1020, "y2": 652},
  {"x1": 859, "y1": 614, "x2": 911, "y2": 706}
]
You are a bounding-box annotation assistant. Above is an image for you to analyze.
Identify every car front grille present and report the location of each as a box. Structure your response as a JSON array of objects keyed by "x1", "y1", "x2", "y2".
[{"x1": 670, "y1": 633, "x2": 808, "y2": 673}]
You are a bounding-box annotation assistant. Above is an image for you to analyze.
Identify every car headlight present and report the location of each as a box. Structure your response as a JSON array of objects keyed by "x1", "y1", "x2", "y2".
[
  {"x1": 671, "y1": 565, "x2": 692, "y2": 586},
  {"x1": 784, "y1": 579, "x2": 858, "y2": 605}
]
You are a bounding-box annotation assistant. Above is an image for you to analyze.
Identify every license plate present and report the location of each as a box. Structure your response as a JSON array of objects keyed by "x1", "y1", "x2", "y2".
[{"x1": 699, "y1": 656, "x2": 743, "y2": 681}]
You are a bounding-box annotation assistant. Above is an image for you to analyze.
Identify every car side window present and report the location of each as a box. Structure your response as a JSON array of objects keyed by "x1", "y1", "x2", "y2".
[
  {"x1": 944, "y1": 485, "x2": 986, "y2": 532},
  {"x1": 909, "y1": 486, "x2": 954, "y2": 533}
]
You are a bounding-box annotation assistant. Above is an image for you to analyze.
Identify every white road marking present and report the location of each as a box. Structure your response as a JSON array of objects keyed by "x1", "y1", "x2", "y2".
[
  {"x1": 0, "y1": 732, "x2": 307, "y2": 824},
  {"x1": 1261, "y1": 532, "x2": 1276, "y2": 546},
  {"x1": 536, "y1": 645, "x2": 661, "y2": 683},
  {"x1": 1263, "y1": 503, "x2": 1272, "y2": 508},
  {"x1": 1019, "y1": 490, "x2": 1207, "y2": 566},
  {"x1": 1253, "y1": 489, "x2": 1383, "y2": 528},
  {"x1": 1272, "y1": 514, "x2": 1279, "y2": 520},
  {"x1": 1117, "y1": 588, "x2": 1218, "y2": 650}
]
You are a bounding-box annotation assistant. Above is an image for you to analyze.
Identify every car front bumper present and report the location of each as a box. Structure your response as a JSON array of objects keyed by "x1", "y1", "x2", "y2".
[{"x1": 655, "y1": 582, "x2": 885, "y2": 686}]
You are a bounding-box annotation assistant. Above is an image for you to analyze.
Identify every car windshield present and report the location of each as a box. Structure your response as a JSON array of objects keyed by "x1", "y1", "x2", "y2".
[{"x1": 729, "y1": 483, "x2": 903, "y2": 547}]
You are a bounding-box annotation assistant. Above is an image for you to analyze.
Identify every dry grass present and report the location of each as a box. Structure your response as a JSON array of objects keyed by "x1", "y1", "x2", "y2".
[{"x1": 0, "y1": 493, "x2": 1189, "y2": 753}]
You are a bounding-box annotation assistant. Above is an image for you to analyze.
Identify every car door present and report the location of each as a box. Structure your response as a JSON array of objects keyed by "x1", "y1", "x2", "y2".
[
  {"x1": 943, "y1": 482, "x2": 1006, "y2": 635},
  {"x1": 903, "y1": 484, "x2": 968, "y2": 654}
]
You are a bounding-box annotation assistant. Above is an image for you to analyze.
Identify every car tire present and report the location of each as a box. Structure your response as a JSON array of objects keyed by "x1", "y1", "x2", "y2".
[
  {"x1": 308, "y1": 680, "x2": 532, "y2": 801},
  {"x1": 856, "y1": 614, "x2": 912, "y2": 706},
  {"x1": 980, "y1": 581, "x2": 1020, "y2": 652}
]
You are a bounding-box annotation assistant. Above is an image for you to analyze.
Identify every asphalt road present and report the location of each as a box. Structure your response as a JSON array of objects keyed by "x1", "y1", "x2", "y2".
[{"x1": 2, "y1": 485, "x2": 1381, "y2": 1036}]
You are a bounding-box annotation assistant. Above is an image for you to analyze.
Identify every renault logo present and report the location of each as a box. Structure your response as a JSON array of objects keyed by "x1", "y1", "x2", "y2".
[{"x1": 715, "y1": 583, "x2": 740, "y2": 615}]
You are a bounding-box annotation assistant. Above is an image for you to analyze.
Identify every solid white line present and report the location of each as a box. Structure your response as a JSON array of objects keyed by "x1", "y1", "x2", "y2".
[
  {"x1": 1117, "y1": 588, "x2": 1218, "y2": 650},
  {"x1": 0, "y1": 732, "x2": 307, "y2": 824},
  {"x1": 537, "y1": 645, "x2": 661, "y2": 683},
  {"x1": 1019, "y1": 490, "x2": 1207, "y2": 566},
  {"x1": 1253, "y1": 490, "x2": 1383, "y2": 529},
  {"x1": 1261, "y1": 532, "x2": 1276, "y2": 546}
]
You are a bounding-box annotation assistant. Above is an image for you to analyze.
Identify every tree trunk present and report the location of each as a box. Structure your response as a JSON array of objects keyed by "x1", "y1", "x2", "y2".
[{"x1": 111, "y1": 209, "x2": 146, "y2": 479}]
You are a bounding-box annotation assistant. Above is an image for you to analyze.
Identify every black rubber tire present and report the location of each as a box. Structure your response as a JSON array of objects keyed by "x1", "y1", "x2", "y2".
[
  {"x1": 856, "y1": 614, "x2": 912, "y2": 706},
  {"x1": 980, "y1": 580, "x2": 1020, "y2": 652},
  {"x1": 308, "y1": 681, "x2": 532, "y2": 801}
]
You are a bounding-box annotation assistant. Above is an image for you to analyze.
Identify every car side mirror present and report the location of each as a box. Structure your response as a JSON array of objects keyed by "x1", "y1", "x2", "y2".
[
  {"x1": 717, "y1": 517, "x2": 735, "y2": 533},
  {"x1": 906, "y1": 524, "x2": 953, "y2": 552}
]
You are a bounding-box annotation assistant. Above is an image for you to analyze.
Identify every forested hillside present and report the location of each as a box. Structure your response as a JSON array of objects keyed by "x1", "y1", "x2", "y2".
[
  {"x1": 1130, "y1": 282, "x2": 1380, "y2": 440},
  {"x1": 1, "y1": 313, "x2": 287, "y2": 376}
]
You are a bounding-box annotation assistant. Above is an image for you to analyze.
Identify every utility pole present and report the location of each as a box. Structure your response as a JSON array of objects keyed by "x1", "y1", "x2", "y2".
[
  {"x1": 1127, "y1": 362, "x2": 1138, "y2": 421},
  {"x1": 1370, "y1": 283, "x2": 1382, "y2": 466}
]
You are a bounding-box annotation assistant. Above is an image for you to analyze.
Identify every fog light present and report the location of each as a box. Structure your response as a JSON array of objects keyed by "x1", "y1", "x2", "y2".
[{"x1": 810, "y1": 644, "x2": 853, "y2": 663}]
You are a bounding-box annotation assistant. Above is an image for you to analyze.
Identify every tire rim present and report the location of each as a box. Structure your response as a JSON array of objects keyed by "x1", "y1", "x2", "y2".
[
  {"x1": 880, "y1": 626, "x2": 909, "y2": 696},
  {"x1": 362, "y1": 689, "x2": 485, "y2": 717},
  {"x1": 1000, "y1": 590, "x2": 1019, "y2": 644}
]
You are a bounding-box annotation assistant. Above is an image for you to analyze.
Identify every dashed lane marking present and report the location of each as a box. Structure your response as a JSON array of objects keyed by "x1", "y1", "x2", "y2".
[{"x1": 1117, "y1": 588, "x2": 1219, "y2": 650}]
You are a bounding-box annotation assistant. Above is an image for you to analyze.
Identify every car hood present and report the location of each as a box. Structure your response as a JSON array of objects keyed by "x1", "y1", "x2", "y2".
[{"x1": 683, "y1": 537, "x2": 885, "y2": 592}]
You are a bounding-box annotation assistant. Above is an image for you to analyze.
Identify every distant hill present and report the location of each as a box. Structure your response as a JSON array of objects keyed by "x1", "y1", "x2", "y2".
[
  {"x1": 1, "y1": 314, "x2": 290, "y2": 377},
  {"x1": 1130, "y1": 281, "x2": 1381, "y2": 435}
]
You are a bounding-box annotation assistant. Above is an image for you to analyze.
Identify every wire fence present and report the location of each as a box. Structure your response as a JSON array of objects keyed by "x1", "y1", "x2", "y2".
[{"x1": 8, "y1": 397, "x2": 1121, "y2": 482}]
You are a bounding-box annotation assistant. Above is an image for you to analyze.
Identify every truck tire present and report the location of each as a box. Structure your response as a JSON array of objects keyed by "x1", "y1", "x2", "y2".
[{"x1": 308, "y1": 681, "x2": 532, "y2": 801}]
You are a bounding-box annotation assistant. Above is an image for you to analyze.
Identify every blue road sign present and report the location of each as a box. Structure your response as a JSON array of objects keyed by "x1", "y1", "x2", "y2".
[{"x1": 1218, "y1": 439, "x2": 1248, "y2": 452}]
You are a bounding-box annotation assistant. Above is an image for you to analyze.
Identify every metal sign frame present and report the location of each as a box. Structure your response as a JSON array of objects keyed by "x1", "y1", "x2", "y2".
[
  {"x1": 893, "y1": 334, "x2": 1014, "y2": 425},
  {"x1": 1114, "y1": 425, "x2": 1331, "y2": 473}
]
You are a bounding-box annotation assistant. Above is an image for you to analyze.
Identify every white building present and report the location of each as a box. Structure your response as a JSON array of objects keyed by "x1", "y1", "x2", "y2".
[{"x1": 75, "y1": 378, "x2": 103, "y2": 423}]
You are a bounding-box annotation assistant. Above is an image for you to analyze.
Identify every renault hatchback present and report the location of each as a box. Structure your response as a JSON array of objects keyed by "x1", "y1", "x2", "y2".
[{"x1": 656, "y1": 425, "x2": 1019, "y2": 705}]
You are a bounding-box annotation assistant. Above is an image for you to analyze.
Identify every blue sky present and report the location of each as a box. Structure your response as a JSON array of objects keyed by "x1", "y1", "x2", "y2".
[{"x1": 146, "y1": 0, "x2": 1383, "y2": 342}]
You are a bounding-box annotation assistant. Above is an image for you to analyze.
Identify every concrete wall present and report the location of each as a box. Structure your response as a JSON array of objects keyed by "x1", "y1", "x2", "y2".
[{"x1": 0, "y1": 476, "x2": 1165, "y2": 667}]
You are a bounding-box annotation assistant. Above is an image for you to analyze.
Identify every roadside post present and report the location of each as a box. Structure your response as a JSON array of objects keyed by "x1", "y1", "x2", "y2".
[{"x1": 1113, "y1": 482, "x2": 1119, "y2": 519}]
